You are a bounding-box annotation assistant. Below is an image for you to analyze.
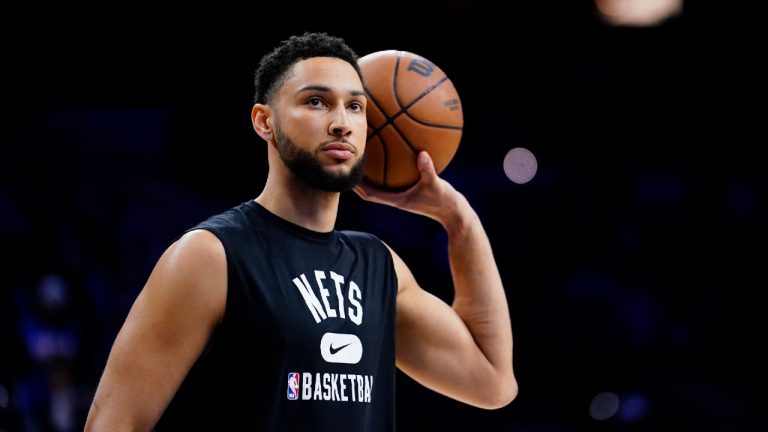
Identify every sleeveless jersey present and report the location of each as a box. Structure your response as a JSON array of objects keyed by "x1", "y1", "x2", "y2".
[{"x1": 154, "y1": 200, "x2": 397, "y2": 431}]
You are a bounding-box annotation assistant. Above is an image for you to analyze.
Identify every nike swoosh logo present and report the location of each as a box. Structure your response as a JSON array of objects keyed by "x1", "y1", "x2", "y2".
[
  {"x1": 329, "y1": 342, "x2": 352, "y2": 355},
  {"x1": 320, "y1": 332, "x2": 362, "y2": 364}
]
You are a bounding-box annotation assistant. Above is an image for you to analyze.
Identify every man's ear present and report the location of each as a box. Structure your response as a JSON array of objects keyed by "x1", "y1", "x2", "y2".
[{"x1": 251, "y1": 103, "x2": 274, "y2": 142}]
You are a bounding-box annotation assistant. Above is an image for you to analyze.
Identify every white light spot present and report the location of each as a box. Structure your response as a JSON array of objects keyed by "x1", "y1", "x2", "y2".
[
  {"x1": 596, "y1": 0, "x2": 682, "y2": 27},
  {"x1": 503, "y1": 147, "x2": 537, "y2": 184},
  {"x1": 590, "y1": 391, "x2": 620, "y2": 420}
]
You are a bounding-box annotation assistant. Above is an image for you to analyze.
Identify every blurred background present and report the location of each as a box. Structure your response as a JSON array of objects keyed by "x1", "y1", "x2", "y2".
[{"x1": 3, "y1": 0, "x2": 767, "y2": 430}]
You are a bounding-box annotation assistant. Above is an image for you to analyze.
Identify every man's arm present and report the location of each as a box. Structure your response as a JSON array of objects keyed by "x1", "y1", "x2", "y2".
[
  {"x1": 354, "y1": 151, "x2": 517, "y2": 409},
  {"x1": 84, "y1": 229, "x2": 227, "y2": 430}
]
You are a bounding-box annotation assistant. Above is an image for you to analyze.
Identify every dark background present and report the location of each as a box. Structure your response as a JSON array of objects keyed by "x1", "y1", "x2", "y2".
[{"x1": 2, "y1": 1, "x2": 767, "y2": 430}]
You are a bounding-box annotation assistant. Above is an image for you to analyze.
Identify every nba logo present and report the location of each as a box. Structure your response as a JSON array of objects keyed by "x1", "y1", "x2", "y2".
[{"x1": 287, "y1": 372, "x2": 300, "y2": 400}]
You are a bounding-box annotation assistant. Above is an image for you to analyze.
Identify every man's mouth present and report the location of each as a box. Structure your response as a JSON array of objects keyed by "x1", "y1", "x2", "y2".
[{"x1": 321, "y1": 142, "x2": 356, "y2": 160}]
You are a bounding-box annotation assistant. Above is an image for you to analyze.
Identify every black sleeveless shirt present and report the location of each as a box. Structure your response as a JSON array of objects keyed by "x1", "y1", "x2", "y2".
[{"x1": 155, "y1": 200, "x2": 397, "y2": 431}]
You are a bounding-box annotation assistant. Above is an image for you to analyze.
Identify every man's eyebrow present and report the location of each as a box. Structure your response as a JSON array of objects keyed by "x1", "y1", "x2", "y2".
[{"x1": 296, "y1": 85, "x2": 366, "y2": 98}]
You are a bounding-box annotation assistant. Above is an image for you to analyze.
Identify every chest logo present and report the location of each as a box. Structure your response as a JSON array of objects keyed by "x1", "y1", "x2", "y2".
[{"x1": 320, "y1": 333, "x2": 362, "y2": 364}]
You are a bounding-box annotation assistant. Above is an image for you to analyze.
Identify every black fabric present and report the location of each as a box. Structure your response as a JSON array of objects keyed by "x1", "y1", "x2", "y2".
[{"x1": 155, "y1": 200, "x2": 397, "y2": 431}]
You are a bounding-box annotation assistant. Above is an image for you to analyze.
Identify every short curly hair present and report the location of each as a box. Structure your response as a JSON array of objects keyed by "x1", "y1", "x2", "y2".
[{"x1": 253, "y1": 32, "x2": 361, "y2": 105}]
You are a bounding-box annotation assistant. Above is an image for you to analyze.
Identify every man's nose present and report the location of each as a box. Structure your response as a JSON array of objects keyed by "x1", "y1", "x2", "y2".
[{"x1": 328, "y1": 106, "x2": 352, "y2": 137}]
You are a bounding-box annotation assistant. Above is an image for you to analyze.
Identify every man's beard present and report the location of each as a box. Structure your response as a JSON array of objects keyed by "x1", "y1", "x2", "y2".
[{"x1": 275, "y1": 126, "x2": 366, "y2": 192}]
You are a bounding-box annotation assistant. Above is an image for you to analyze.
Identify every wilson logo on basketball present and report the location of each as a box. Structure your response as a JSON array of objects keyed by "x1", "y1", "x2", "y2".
[{"x1": 407, "y1": 59, "x2": 435, "y2": 77}]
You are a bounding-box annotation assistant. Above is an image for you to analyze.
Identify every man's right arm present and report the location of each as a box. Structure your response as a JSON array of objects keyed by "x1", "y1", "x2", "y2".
[{"x1": 84, "y1": 229, "x2": 227, "y2": 431}]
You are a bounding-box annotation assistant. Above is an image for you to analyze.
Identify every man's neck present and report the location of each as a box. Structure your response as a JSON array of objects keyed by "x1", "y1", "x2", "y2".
[{"x1": 255, "y1": 171, "x2": 340, "y2": 233}]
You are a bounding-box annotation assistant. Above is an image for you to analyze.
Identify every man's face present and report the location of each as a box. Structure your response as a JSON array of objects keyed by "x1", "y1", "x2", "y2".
[{"x1": 271, "y1": 57, "x2": 368, "y2": 192}]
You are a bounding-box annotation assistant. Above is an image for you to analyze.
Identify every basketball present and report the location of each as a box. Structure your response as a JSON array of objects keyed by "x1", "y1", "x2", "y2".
[{"x1": 359, "y1": 50, "x2": 463, "y2": 190}]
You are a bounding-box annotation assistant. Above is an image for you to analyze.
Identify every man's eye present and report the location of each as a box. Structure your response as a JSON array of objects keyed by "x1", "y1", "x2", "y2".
[{"x1": 308, "y1": 97, "x2": 326, "y2": 107}]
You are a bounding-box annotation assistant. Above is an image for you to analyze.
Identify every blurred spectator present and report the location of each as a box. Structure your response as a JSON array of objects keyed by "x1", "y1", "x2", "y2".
[{"x1": 13, "y1": 274, "x2": 92, "y2": 431}]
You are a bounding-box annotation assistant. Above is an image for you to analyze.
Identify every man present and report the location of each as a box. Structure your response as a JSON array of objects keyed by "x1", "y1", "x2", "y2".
[{"x1": 85, "y1": 32, "x2": 516, "y2": 431}]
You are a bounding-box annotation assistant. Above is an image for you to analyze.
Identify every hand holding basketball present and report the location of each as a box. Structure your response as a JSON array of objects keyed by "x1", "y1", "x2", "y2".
[{"x1": 354, "y1": 150, "x2": 464, "y2": 226}]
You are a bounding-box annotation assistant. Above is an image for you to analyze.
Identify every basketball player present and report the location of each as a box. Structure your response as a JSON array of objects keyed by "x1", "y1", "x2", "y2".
[{"x1": 85, "y1": 32, "x2": 516, "y2": 431}]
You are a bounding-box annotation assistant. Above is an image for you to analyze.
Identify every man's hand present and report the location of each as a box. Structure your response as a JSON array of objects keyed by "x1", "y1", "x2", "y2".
[{"x1": 353, "y1": 151, "x2": 464, "y2": 228}]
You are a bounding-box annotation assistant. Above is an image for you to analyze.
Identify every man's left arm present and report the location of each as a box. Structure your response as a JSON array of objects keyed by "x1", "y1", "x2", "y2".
[{"x1": 354, "y1": 151, "x2": 517, "y2": 409}]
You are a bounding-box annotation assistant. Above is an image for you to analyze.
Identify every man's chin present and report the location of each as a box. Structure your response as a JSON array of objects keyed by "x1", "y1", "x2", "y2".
[
  {"x1": 282, "y1": 147, "x2": 366, "y2": 192},
  {"x1": 323, "y1": 165, "x2": 354, "y2": 177}
]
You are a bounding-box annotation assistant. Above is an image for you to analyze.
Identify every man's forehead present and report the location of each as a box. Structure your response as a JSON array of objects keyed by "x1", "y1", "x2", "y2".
[{"x1": 284, "y1": 57, "x2": 362, "y2": 91}]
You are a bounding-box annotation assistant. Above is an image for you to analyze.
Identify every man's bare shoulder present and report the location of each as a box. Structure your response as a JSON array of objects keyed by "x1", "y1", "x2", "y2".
[{"x1": 148, "y1": 229, "x2": 227, "y2": 305}]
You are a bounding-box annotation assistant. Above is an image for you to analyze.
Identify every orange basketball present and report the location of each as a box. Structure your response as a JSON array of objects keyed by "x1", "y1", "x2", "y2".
[{"x1": 359, "y1": 50, "x2": 463, "y2": 190}]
